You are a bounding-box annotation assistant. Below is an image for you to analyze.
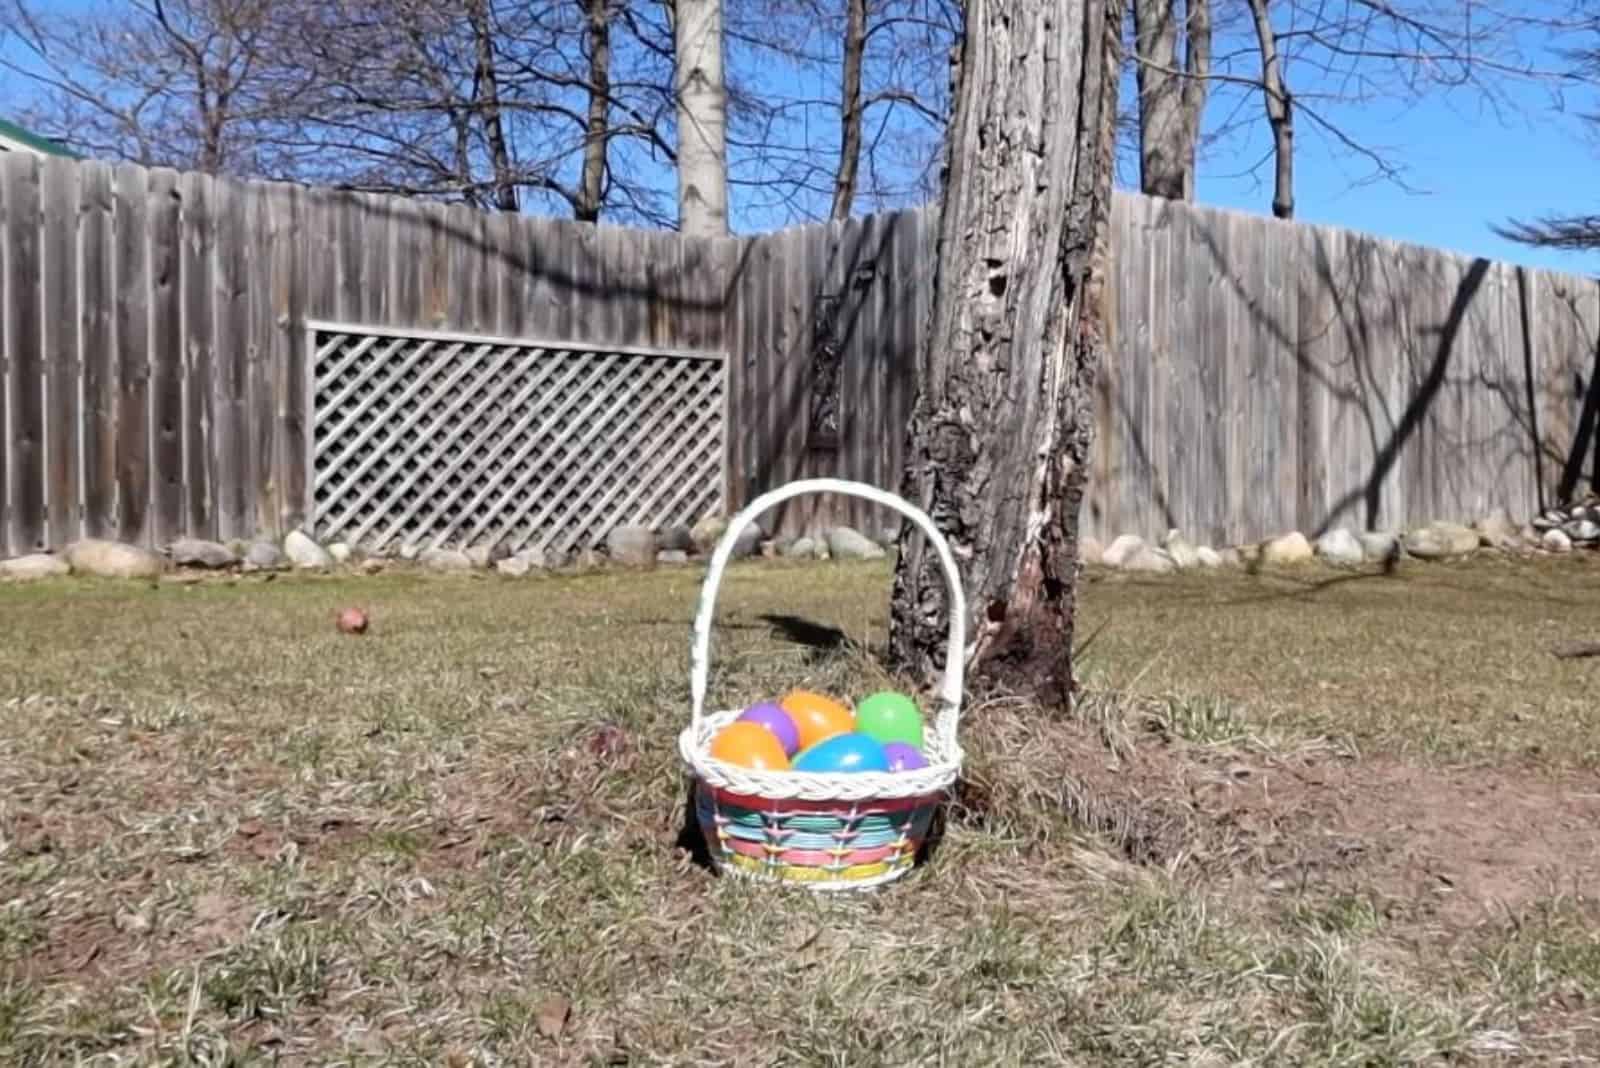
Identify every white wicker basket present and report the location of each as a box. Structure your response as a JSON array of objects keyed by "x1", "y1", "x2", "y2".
[{"x1": 677, "y1": 478, "x2": 967, "y2": 890}]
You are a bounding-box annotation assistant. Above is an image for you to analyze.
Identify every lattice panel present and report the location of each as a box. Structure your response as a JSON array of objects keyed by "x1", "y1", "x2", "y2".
[{"x1": 307, "y1": 324, "x2": 726, "y2": 553}]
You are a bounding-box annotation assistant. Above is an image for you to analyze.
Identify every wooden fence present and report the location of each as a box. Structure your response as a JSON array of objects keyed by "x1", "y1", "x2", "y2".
[
  {"x1": 720, "y1": 209, "x2": 929, "y2": 537},
  {"x1": 731, "y1": 199, "x2": 1600, "y2": 545},
  {"x1": 2, "y1": 151, "x2": 1598, "y2": 557},
  {"x1": 0, "y1": 154, "x2": 733, "y2": 557}
]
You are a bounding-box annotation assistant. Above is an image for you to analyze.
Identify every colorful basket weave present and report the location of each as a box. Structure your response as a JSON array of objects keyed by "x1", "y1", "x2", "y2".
[{"x1": 677, "y1": 478, "x2": 968, "y2": 892}]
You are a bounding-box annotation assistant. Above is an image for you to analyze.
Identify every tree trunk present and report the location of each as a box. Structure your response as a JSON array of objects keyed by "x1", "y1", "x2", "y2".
[
  {"x1": 888, "y1": 0, "x2": 1124, "y2": 707},
  {"x1": 578, "y1": 0, "x2": 612, "y2": 222},
  {"x1": 1177, "y1": 0, "x2": 1210, "y2": 201},
  {"x1": 1245, "y1": 0, "x2": 1293, "y2": 219},
  {"x1": 467, "y1": 0, "x2": 519, "y2": 212},
  {"x1": 674, "y1": 0, "x2": 729, "y2": 235},
  {"x1": 1132, "y1": 0, "x2": 1209, "y2": 201},
  {"x1": 830, "y1": 0, "x2": 868, "y2": 221}
]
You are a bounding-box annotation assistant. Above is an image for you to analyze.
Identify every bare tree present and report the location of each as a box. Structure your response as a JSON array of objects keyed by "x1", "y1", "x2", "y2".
[
  {"x1": 721, "y1": 0, "x2": 961, "y2": 223},
  {"x1": 578, "y1": 0, "x2": 613, "y2": 222},
  {"x1": 675, "y1": 0, "x2": 731, "y2": 234},
  {"x1": 1243, "y1": 0, "x2": 1291, "y2": 217},
  {"x1": 1121, "y1": 0, "x2": 1569, "y2": 218},
  {"x1": 1132, "y1": 0, "x2": 1211, "y2": 199},
  {"x1": 0, "y1": 0, "x2": 958, "y2": 228},
  {"x1": 0, "y1": 0, "x2": 314, "y2": 176},
  {"x1": 1, "y1": 0, "x2": 681, "y2": 224},
  {"x1": 466, "y1": 0, "x2": 520, "y2": 212},
  {"x1": 1260, "y1": 0, "x2": 1560, "y2": 211},
  {"x1": 889, "y1": 0, "x2": 1123, "y2": 701},
  {"x1": 831, "y1": 0, "x2": 868, "y2": 218},
  {"x1": 281, "y1": 0, "x2": 678, "y2": 222}
]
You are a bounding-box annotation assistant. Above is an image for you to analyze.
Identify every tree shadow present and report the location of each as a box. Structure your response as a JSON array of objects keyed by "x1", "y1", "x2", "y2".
[
  {"x1": 1090, "y1": 197, "x2": 1600, "y2": 546},
  {"x1": 113, "y1": 160, "x2": 1600, "y2": 556},
  {"x1": 756, "y1": 612, "x2": 853, "y2": 654},
  {"x1": 1309, "y1": 254, "x2": 1492, "y2": 535},
  {"x1": 1548, "y1": 273, "x2": 1600, "y2": 507},
  {"x1": 673, "y1": 779, "x2": 719, "y2": 875},
  {"x1": 729, "y1": 211, "x2": 912, "y2": 539}
]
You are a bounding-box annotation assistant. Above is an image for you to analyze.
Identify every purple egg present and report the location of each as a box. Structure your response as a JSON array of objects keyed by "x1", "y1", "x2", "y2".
[
  {"x1": 737, "y1": 702, "x2": 801, "y2": 756},
  {"x1": 883, "y1": 742, "x2": 928, "y2": 772}
]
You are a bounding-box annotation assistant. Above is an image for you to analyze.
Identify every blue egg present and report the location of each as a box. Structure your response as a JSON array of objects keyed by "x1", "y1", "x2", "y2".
[{"x1": 791, "y1": 732, "x2": 891, "y2": 773}]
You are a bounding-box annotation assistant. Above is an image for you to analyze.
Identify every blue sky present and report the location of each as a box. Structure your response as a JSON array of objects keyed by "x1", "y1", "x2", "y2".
[
  {"x1": 2, "y1": 2, "x2": 1595, "y2": 278},
  {"x1": 1187, "y1": 62, "x2": 1599, "y2": 277}
]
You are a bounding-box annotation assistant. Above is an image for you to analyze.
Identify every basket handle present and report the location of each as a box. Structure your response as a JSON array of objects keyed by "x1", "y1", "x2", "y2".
[{"x1": 690, "y1": 477, "x2": 968, "y2": 751}]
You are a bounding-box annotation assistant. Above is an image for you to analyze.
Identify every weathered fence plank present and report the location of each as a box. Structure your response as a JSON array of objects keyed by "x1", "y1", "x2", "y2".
[
  {"x1": 488, "y1": 210, "x2": 520, "y2": 338},
  {"x1": 213, "y1": 178, "x2": 252, "y2": 540},
  {"x1": 250, "y1": 181, "x2": 276, "y2": 533},
  {"x1": 3, "y1": 153, "x2": 44, "y2": 553},
  {"x1": 569, "y1": 218, "x2": 602, "y2": 344},
  {"x1": 337, "y1": 192, "x2": 366, "y2": 325},
  {"x1": 181, "y1": 171, "x2": 214, "y2": 538},
  {"x1": 391, "y1": 197, "x2": 423, "y2": 334},
  {"x1": 41, "y1": 157, "x2": 81, "y2": 549},
  {"x1": 1296, "y1": 224, "x2": 1334, "y2": 532},
  {"x1": 271, "y1": 181, "x2": 305, "y2": 532},
  {"x1": 113, "y1": 163, "x2": 151, "y2": 546},
  {"x1": 79, "y1": 163, "x2": 117, "y2": 540},
  {"x1": 148, "y1": 168, "x2": 185, "y2": 545},
  {"x1": 446, "y1": 203, "x2": 478, "y2": 333},
  {"x1": 885, "y1": 209, "x2": 921, "y2": 513}
]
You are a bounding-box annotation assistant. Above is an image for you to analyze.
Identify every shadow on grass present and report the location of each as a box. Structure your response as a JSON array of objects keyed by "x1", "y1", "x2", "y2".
[
  {"x1": 756, "y1": 613, "x2": 854, "y2": 655},
  {"x1": 673, "y1": 781, "x2": 719, "y2": 875}
]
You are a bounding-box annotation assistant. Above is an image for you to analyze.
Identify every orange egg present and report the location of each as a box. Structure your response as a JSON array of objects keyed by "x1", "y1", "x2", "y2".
[
  {"x1": 780, "y1": 690, "x2": 855, "y2": 751},
  {"x1": 708, "y1": 721, "x2": 791, "y2": 770}
]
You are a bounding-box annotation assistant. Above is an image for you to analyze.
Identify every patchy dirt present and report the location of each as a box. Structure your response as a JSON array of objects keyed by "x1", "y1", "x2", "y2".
[
  {"x1": 1321, "y1": 758, "x2": 1600, "y2": 923},
  {"x1": 998, "y1": 712, "x2": 1600, "y2": 925}
]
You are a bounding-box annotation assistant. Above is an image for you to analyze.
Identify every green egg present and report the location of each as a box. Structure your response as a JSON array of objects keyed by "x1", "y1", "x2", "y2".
[{"x1": 853, "y1": 691, "x2": 925, "y2": 750}]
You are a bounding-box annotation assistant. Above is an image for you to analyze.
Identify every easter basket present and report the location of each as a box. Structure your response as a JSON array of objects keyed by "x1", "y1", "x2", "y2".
[{"x1": 678, "y1": 477, "x2": 967, "y2": 892}]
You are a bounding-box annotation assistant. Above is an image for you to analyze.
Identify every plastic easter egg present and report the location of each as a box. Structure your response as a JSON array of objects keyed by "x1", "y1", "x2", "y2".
[
  {"x1": 791, "y1": 732, "x2": 890, "y2": 774},
  {"x1": 736, "y1": 701, "x2": 801, "y2": 756},
  {"x1": 708, "y1": 721, "x2": 791, "y2": 770},
  {"x1": 854, "y1": 691, "x2": 926, "y2": 750},
  {"x1": 883, "y1": 741, "x2": 928, "y2": 772},
  {"x1": 780, "y1": 690, "x2": 855, "y2": 751}
]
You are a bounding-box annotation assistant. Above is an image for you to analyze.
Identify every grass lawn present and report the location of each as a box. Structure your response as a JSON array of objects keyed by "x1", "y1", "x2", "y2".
[{"x1": 2, "y1": 555, "x2": 1599, "y2": 1064}]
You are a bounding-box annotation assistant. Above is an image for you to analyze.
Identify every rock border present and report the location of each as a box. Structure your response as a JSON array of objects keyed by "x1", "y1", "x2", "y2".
[
  {"x1": 1, "y1": 505, "x2": 1588, "y2": 584},
  {"x1": 1083, "y1": 506, "x2": 1569, "y2": 574},
  {"x1": 0, "y1": 518, "x2": 898, "y2": 584}
]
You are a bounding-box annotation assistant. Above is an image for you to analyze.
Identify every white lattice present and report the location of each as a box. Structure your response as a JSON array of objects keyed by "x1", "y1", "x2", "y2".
[{"x1": 306, "y1": 322, "x2": 726, "y2": 553}]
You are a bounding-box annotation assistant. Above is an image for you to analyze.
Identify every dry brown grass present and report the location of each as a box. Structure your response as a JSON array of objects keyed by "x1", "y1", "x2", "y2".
[
  {"x1": 1075, "y1": 552, "x2": 1600, "y2": 767},
  {"x1": 0, "y1": 554, "x2": 1597, "y2": 1065}
]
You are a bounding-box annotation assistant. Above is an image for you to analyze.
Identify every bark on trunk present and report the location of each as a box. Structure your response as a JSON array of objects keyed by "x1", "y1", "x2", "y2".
[
  {"x1": 578, "y1": 0, "x2": 612, "y2": 222},
  {"x1": 1133, "y1": 0, "x2": 1209, "y2": 201},
  {"x1": 674, "y1": 0, "x2": 729, "y2": 236},
  {"x1": 1245, "y1": 0, "x2": 1293, "y2": 219},
  {"x1": 830, "y1": 0, "x2": 868, "y2": 221},
  {"x1": 888, "y1": 0, "x2": 1124, "y2": 708},
  {"x1": 1178, "y1": 0, "x2": 1210, "y2": 201},
  {"x1": 468, "y1": 0, "x2": 519, "y2": 212}
]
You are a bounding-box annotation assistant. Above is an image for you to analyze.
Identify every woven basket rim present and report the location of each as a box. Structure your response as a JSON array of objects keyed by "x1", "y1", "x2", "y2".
[{"x1": 679, "y1": 709, "x2": 962, "y2": 803}]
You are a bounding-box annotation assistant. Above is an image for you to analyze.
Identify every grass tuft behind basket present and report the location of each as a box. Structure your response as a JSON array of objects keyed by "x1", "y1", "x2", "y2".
[{"x1": 677, "y1": 479, "x2": 969, "y2": 891}]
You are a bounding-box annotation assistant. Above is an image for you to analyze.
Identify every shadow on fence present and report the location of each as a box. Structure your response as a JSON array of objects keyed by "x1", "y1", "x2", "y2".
[{"x1": 2, "y1": 151, "x2": 1599, "y2": 558}]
